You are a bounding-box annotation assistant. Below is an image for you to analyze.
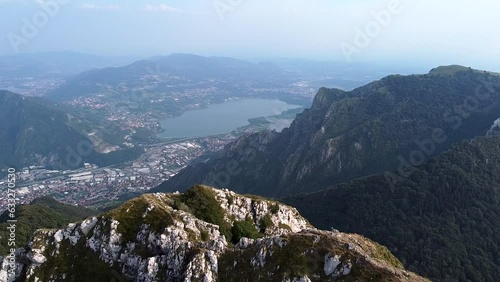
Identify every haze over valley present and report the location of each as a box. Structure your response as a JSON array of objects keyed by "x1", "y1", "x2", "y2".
[{"x1": 1, "y1": 1, "x2": 499, "y2": 281}]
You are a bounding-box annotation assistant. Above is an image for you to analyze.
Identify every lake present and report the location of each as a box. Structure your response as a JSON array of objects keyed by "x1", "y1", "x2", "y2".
[{"x1": 158, "y1": 98, "x2": 301, "y2": 139}]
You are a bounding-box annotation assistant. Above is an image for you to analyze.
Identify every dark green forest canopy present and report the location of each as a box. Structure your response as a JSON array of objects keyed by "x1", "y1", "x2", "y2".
[{"x1": 285, "y1": 137, "x2": 500, "y2": 282}]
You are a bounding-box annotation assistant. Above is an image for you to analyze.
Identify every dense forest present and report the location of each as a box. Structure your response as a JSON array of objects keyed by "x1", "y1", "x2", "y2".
[{"x1": 286, "y1": 137, "x2": 500, "y2": 281}]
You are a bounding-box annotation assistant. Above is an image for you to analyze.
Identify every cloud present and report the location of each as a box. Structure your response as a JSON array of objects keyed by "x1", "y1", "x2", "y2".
[
  {"x1": 81, "y1": 4, "x2": 121, "y2": 10},
  {"x1": 143, "y1": 4, "x2": 182, "y2": 13}
]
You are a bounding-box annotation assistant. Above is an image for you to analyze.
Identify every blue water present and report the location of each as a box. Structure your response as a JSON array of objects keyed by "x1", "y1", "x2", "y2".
[{"x1": 158, "y1": 98, "x2": 300, "y2": 138}]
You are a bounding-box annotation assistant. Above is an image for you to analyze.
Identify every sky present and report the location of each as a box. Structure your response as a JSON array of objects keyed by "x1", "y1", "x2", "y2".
[{"x1": 0, "y1": 0, "x2": 499, "y2": 71}]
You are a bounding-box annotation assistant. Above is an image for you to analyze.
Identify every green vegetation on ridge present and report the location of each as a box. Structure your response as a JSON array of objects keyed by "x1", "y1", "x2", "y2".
[
  {"x1": 0, "y1": 197, "x2": 96, "y2": 254},
  {"x1": 17, "y1": 186, "x2": 427, "y2": 281}
]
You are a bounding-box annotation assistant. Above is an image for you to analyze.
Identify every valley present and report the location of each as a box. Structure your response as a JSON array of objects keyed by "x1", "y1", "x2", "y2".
[
  {"x1": 1, "y1": 1, "x2": 498, "y2": 281},
  {"x1": 1, "y1": 55, "x2": 500, "y2": 282},
  {"x1": 0, "y1": 118, "x2": 288, "y2": 212},
  {"x1": 0, "y1": 53, "x2": 380, "y2": 213}
]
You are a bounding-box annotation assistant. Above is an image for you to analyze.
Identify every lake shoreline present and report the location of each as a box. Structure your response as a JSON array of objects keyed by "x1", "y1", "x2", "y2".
[{"x1": 157, "y1": 98, "x2": 303, "y2": 139}]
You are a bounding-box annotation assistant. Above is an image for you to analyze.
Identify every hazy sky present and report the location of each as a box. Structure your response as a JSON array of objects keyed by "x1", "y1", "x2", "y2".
[{"x1": 1, "y1": 0, "x2": 499, "y2": 70}]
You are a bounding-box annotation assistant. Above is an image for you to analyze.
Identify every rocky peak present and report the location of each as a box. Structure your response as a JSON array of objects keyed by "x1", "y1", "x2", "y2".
[
  {"x1": 1, "y1": 186, "x2": 427, "y2": 281},
  {"x1": 310, "y1": 87, "x2": 348, "y2": 110}
]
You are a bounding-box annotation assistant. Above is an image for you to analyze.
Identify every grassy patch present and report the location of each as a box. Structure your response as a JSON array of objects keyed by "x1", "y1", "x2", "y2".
[
  {"x1": 200, "y1": 229, "x2": 210, "y2": 241},
  {"x1": 270, "y1": 203, "x2": 280, "y2": 214},
  {"x1": 106, "y1": 196, "x2": 174, "y2": 243},
  {"x1": 279, "y1": 223, "x2": 292, "y2": 231},
  {"x1": 179, "y1": 185, "x2": 232, "y2": 241},
  {"x1": 231, "y1": 218, "x2": 261, "y2": 244},
  {"x1": 371, "y1": 243, "x2": 404, "y2": 269},
  {"x1": 259, "y1": 214, "x2": 273, "y2": 233},
  {"x1": 172, "y1": 198, "x2": 190, "y2": 212}
]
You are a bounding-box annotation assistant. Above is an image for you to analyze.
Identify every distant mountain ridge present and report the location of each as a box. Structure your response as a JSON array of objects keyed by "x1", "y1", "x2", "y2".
[
  {"x1": 153, "y1": 66, "x2": 500, "y2": 197},
  {"x1": 47, "y1": 53, "x2": 287, "y2": 102}
]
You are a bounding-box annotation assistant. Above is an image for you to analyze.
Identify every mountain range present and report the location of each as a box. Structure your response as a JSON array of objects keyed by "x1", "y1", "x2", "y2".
[
  {"x1": 47, "y1": 53, "x2": 294, "y2": 103},
  {"x1": 149, "y1": 66, "x2": 500, "y2": 281},
  {"x1": 3, "y1": 65, "x2": 500, "y2": 281},
  {"x1": 154, "y1": 66, "x2": 500, "y2": 198}
]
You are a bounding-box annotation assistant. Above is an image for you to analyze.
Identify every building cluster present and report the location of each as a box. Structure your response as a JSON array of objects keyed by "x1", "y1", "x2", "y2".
[
  {"x1": 0, "y1": 139, "x2": 227, "y2": 211},
  {"x1": 0, "y1": 77, "x2": 64, "y2": 97}
]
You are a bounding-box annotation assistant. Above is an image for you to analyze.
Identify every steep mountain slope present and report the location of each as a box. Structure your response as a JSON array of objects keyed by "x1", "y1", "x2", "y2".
[
  {"x1": 0, "y1": 197, "x2": 97, "y2": 254},
  {"x1": 0, "y1": 90, "x2": 141, "y2": 170},
  {"x1": 47, "y1": 53, "x2": 287, "y2": 101},
  {"x1": 1, "y1": 186, "x2": 427, "y2": 281},
  {"x1": 285, "y1": 136, "x2": 500, "y2": 282},
  {"x1": 154, "y1": 66, "x2": 500, "y2": 197}
]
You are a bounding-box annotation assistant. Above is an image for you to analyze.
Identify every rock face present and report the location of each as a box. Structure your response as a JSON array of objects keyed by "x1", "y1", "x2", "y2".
[
  {"x1": 154, "y1": 67, "x2": 500, "y2": 197},
  {"x1": 487, "y1": 117, "x2": 500, "y2": 136},
  {"x1": 2, "y1": 186, "x2": 427, "y2": 282}
]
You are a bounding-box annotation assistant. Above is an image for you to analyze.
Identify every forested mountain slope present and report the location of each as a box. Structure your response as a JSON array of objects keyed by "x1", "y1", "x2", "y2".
[
  {"x1": 286, "y1": 137, "x2": 500, "y2": 281},
  {"x1": 0, "y1": 90, "x2": 141, "y2": 170}
]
